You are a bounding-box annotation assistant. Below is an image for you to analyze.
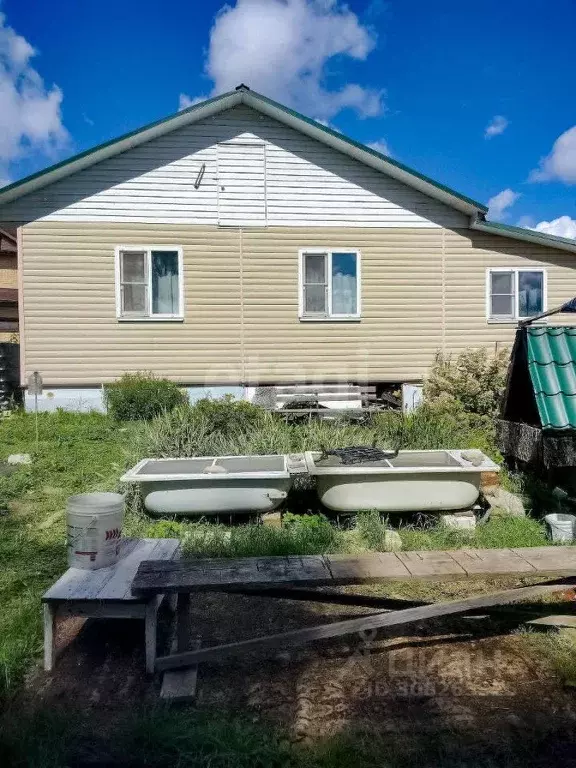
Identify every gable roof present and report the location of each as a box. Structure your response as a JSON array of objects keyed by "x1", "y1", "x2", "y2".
[
  {"x1": 0, "y1": 84, "x2": 575, "y2": 255},
  {"x1": 0, "y1": 85, "x2": 485, "y2": 217}
]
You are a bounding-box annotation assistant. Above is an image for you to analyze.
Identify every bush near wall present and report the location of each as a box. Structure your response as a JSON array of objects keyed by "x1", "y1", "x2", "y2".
[
  {"x1": 423, "y1": 347, "x2": 509, "y2": 418},
  {"x1": 103, "y1": 372, "x2": 187, "y2": 421}
]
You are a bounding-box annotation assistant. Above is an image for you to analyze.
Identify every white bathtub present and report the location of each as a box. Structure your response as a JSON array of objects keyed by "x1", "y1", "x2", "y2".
[
  {"x1": 121, "y1": 455, "x2": 292, "y2": 516},
  {"x1": 304, "y1": 449, "x2": 499, "y2": 513}
]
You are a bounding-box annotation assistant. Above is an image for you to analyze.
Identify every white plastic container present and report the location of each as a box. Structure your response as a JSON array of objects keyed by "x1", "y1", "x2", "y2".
[
  {"x1": 545, "y1": 513, "x2": 576, "y2": 543},
  {"x1": 67, "y1": 492, "x2": 124, "y2": 569}
]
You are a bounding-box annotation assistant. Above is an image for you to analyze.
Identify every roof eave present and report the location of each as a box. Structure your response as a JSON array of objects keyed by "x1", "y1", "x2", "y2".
[{"x1": 472, "y1": 219, "x2": 576, "y2": 254}]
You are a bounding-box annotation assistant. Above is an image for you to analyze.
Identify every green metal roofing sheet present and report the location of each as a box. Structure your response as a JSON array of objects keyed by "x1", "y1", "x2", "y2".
[{"x1": 527, "y1": 326, "x2": 576, "y2": 430}]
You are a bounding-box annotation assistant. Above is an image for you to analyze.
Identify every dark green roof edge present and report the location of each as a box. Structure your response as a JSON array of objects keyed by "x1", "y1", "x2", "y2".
[
  {"x1": 246, "y1": 89, "x2": 488, "y2": 213},
  {"x1": 478, "y1": 220, "x2": 576, "y2": 250},
  {"x1": 0, "y1": 85, "x2": 488, "y2": 214},
  {"x1": 0, "y1": 89, "x2": 239, "y2": 198}
]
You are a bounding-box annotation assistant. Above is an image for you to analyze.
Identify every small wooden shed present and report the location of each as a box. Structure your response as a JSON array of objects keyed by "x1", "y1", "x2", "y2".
[{"x1": 497, "y1": 325, "x2": 576, "y2": 469}]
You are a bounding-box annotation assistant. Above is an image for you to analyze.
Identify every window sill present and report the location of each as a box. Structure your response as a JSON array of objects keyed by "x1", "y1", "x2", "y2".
[
  {"x1": 117, "y1": 316, "x2": 184, "y2": 323},
  {"x1": 299, "y1": 316, "x2": 361, "y2": 323}
]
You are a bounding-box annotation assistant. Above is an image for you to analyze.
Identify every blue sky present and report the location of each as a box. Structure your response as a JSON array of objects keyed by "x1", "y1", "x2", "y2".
[{"x1": 1, "y1": 0, "x2": 575, "y2": 236}]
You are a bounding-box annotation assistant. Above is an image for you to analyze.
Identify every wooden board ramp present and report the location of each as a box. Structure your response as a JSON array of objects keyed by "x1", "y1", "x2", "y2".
[
  {"x1": 525, "y1": 614, "x2": 576, "y2": 631},
  {"x1": 130, "y1": 547, "x2": 576, "y2": 673},
  {"x1": 155, "y1": 579, "x2": 575, "y2": 671}
]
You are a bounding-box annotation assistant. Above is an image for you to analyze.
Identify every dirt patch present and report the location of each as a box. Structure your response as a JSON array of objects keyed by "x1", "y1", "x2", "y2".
[{"x1": 19, "y1": 581, "x2": 576, "y2": 748}]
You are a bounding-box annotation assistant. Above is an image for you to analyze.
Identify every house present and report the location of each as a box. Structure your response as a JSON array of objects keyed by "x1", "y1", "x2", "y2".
[
  {"x1": 0, "y1": 227, "x2": 18, "y2": 342},
  {"x1": 0, "y1": 84, "x2": 575, "y2": 412},
  {"x1": 498, "y1": 324, "x2": 576, "y2": 472}
]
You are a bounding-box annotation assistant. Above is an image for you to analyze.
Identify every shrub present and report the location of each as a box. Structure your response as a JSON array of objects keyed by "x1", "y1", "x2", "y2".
[
  {"x1": 103, "y1": 372, "x2": 187, "y2": 421},
  {"x1": 189, "y1": 396, "x2": 266, "y2": 435},
  {"x1": 423, "y1": 347, "x2": 509, "y2": 418},
  {"x1": 372, "y1": 402, "x2": 499, "y2": 457}
]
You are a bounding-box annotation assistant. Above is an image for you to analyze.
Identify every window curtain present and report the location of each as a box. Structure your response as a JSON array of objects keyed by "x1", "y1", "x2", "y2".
[
  {"x1": 152, "y1": 251, "x2": 179, "y2": 314},
  {"x1": 331, "y1": 253, "x2": 357, "y2": 315}
]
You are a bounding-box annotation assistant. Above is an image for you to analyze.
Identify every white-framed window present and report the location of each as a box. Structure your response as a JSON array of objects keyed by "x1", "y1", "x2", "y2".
[
  {"x1": 298, "y1": 249, "x2": 361, "y2": 320},
  {"x1": 486, "y1": 267, "x2": 546, "y2": 322},
  {"x1": 115, "y1": 246, "x2": 184, "y2": 320}
]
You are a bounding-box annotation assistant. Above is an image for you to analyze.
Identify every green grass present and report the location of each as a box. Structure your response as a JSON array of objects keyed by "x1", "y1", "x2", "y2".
[
  {"x1": 147, "y1": 514, "x2": 345, "y2": 558},
  {"x1": 0, "y1": 407, "x2": 575, "y2": 767},
  {"x1": 0, "y1": 410, "x2": 142, "y2": 697},
  {"x1": 518, "y1": 628, "x2": 576, "y2": 687},
  {"x1": 0, "y1": 406, "x2": 559, "y2": 707},
  {"x1": 1, "y1": 702, "x2": 575, "y2": 768},
  {"x1": 399, "y1": 515, "x2": 549, "y2": 551}
]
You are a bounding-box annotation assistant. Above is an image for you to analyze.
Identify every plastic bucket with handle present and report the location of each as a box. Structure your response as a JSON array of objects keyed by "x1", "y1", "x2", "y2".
[
  {"x1": 67, "y1": 492, "x2": 125, "y2": 569},
  {"x1": 544, "y1": 513, "x2": 576, "y2": 543}
]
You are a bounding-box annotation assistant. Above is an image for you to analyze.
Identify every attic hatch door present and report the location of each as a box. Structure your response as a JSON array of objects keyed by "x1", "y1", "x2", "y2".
[{"x1": 217, "y1": 142, "x2": 266, "y2": 226}]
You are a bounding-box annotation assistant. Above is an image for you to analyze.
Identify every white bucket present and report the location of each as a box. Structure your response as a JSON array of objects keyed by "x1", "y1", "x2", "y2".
[
  {"x1": 67, "y1": 492, "x2": 125, "y2": 569},
  {"x1": 544, "y1": 513, "x2": 576, "y2": 543}
]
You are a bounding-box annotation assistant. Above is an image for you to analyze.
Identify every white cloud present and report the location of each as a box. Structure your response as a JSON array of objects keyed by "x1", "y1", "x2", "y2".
[
  {"x1": 367, "y1": 139, "x2": 391, "y2": 156},
  {"x1": 516, "y1": 215, "x2": 535, "y2": 228},
  {"x1": 532, "y1": 215, "x2": 576, "y2": 240},
  {"x1": 529, "y1": 125, "x2": 576, "y2": 183},
  {"x1": 178, "y1": 93, "x2": 208, "y2": 111},
  {"x1": 484, "y1": 115, "x2": 508, "y2": 139},
  {"x1": 487, "y1": 188, "x2": 520, "y2": 220},
  {"x1": 0, "y1": 12, "x2": 68, "y2": 181},
  {"x1": 203, "y1": 0, "x2": 384, "y2": 120}
]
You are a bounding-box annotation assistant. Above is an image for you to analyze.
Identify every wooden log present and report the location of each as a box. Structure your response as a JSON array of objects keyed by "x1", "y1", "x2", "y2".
[{"x1": 156, "y1": 578, "x2": 576, "y2": 671}]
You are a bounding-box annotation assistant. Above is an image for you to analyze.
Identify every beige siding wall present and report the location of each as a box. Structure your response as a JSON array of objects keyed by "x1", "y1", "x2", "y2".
[
  {"x1": 21, "y1": 222, "x2": 242, "y2": 385},
  {"x1": 20, "y1": 221, "x2": 576, "y2": 386},
  {"x1": 241, "y1": 228, "x2": 443, "y2": 383},
  {"x1": 444, "y1": 228, "x2": 576, "y2": 354}
]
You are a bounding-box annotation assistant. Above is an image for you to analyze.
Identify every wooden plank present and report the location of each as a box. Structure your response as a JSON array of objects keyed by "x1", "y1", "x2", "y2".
[
  {"x1": 96, "y1": 539, "x2": 157, "y2": 601},
  {"x1": 513, "y1": 547, "x2": 576, "y2": 575},
  {"x1": 56, "y1": 601, "x2": 146, "y2": 619},
  {"x1": 448, "y1": 548, "x2": 537, "y2": 577},
  {"x1": 43, "y1": 538, "x2": 142, "y2": 602},
  {"x1": 159, "y1": 592, "x2": 199, "y2": 701},
  {"x1": 525, "y1": 614, "x2": 576, "y2": 630},
  {"x1": 43, "y1": 603, "x2": 56, "y2": 672},
  {"x1": 98, "y1": 538, "x2": 180, "y2": 600},
  {"x1": 156, "y1": 578, "x2": 576, "y2": 671},
  {"x1": 325, "y1": 553, "x2": 411, "y2": 581},
  {"x1": 397, "y1": 551, "x2": 467, "y2": 578},
  {"x1": 43, "y1": 538, "x2": 179, "y2": 603},
  {"x1": 160, "y1": 638, "x2": 201, "y2": 703},
  {"x1": 133, "y1": 555, "x2": 335, "y2": 594},
  {"x1": 134, "y1": 547, "x2": 576, "y2": 599}
]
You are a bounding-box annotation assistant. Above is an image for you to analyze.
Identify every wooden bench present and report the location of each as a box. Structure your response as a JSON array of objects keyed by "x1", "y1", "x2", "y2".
[
  {"x1": 131, "y1": 547, "x2": 576, "y2": 673},
  {"x1": 42, "y1": 537, "x2": 180, "y2": 673}
]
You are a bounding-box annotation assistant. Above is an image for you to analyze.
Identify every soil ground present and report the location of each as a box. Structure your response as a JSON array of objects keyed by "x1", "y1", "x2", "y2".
[{"x1": 18, "y1": 579, "x2": 576, "y2": 759}]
